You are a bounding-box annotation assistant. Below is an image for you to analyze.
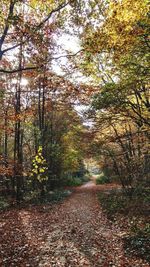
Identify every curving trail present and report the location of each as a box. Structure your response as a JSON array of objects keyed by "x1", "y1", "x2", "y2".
[{"x1": 0, "y1": 180, "x2": 149, "y2": 267}]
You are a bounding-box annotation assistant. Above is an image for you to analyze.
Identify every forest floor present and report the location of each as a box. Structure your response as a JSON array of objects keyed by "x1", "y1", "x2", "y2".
[{"x1": 0, "y1": 179, "x2": 149, "y2": 267}]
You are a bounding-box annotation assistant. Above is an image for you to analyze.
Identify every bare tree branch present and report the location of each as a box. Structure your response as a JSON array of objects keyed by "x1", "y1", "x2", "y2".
[
  {"x1": 0, "y1": 1, "x2": 70, "y2": 59},
  {"x1": 0, "y1": 50, "x2": 83, "y2": 73},
  {"x1": 0, "y1": 0, "x2": 16, "y2": 59}
]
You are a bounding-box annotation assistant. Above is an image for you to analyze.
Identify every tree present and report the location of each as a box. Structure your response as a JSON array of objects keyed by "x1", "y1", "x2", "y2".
[
  {"x1": 0, "y1": 0, "x2": 70, "y2": 72},
  {"x1": 30, "y1": 145, "x2": 48, "y2": 197}
]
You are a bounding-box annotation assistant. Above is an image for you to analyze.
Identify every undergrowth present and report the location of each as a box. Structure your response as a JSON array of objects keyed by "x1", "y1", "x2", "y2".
[
  {"x1": 96, "y1": 173, "x2": 110, "y2": 184},
  {"x1": 65, "y1": 174, "x2": 90, "y2": 187},
  {"x1": 98, "y1": 188, "x2": 150, "y2": 263},
  {"x1": 24, "y1": 189, "x2": 72, "y2": 205}
]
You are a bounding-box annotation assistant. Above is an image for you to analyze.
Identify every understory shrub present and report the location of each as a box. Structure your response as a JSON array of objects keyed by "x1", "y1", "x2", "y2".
[
  {"x1": 98, "y1": 191, "x2": 126, "y2": 218},
  {"x1": 65, "y1": 177, "x2": 83, "y2": 186},
  {"x1": 124, "y1": 223, "x2": 150, "y2": 262},
  {"x1": 65, "y1": 174, "x2": 90, "y2": 187},
  {"x1": 96, "y1": 173, "x2": 110, "y2": 184},
  {"x1": 24, "y1": 189, "x2": 72, "y2": 204},
  {"x1": 98, "y1": 190, "x2": 150, "y2": 262},
  {"x1": 98, "y1": 188, "x2": 150, "y2": 218},
  {"x1": 0, "y1": 197, "x2": 10, "y2": 210}
]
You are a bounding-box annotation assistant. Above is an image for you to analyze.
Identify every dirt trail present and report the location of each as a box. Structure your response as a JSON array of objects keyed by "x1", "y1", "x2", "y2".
[{"x1": 0, "y1": 181, "x2": 149, "y2": 267}]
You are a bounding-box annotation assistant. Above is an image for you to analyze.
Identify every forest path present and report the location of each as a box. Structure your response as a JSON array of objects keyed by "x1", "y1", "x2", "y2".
[{"x1": 0, "y1": 181, "x2": 149, "y2": 267}]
